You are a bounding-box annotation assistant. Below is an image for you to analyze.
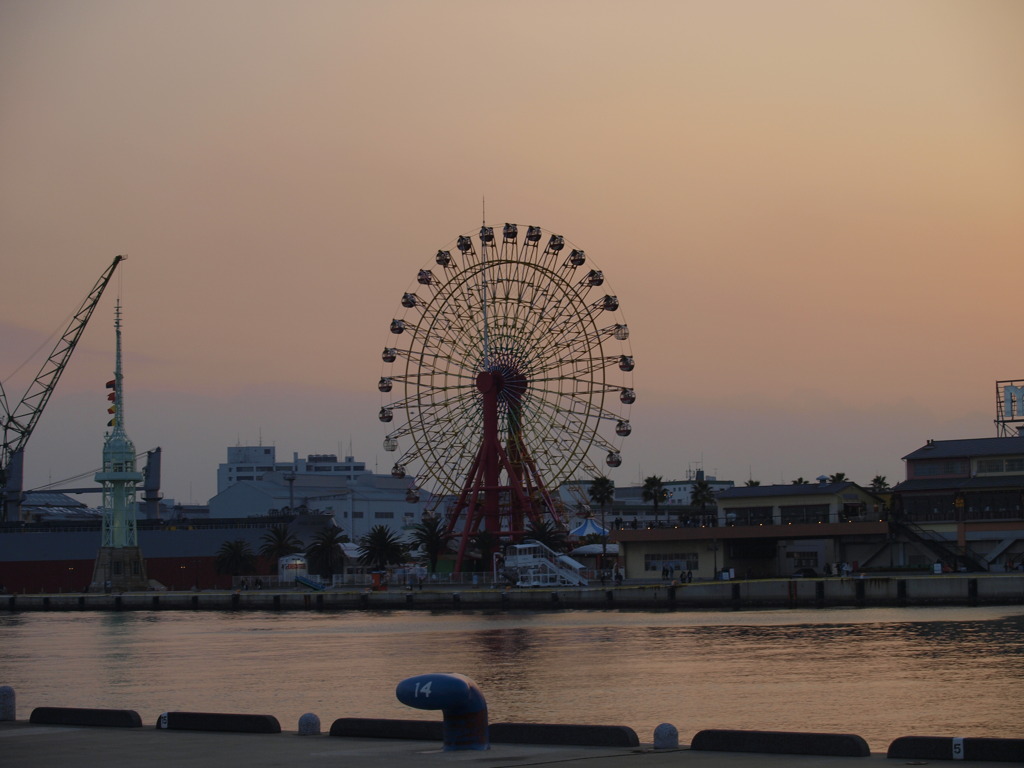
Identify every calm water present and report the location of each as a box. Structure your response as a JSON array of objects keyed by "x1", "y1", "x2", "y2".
[{"x1": 2, "y1": 605, "x2": 1022, "y2": 750}]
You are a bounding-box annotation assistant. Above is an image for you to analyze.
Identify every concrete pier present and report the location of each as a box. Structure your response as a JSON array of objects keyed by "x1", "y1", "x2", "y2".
[
  {"x1": 2, "y1": 574, "x2": 1022, "y2": 612},
  {"x1": 1, "y1": 720, "x2": 1020, "y2": 768}
]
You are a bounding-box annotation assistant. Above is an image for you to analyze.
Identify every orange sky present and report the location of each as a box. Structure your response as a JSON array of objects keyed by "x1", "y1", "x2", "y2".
[{"x1": 1, "y1": 0, "x2": 1022, "y2": 503}]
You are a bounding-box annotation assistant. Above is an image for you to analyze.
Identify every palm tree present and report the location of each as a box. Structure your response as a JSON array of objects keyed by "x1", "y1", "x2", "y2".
[
  {"x1": 791, "y1": 477, "x2": 810, "y2": 485},
  {"x1": 588, "y1": 475, "x2": 615, "y2": 563},
  {"x1": 258, "y1": 524, "x2": 303, "y2": 571},
  {"x1": 305, "y1": 527, "x2": 349, "y2": 580},
  {"x1": 641, "y1": 475, "x2": 667, "y2": 526},
  {"x1": 869, "y1": 475, "x2": 891, "y2": 493},
  {"x1": 215, "y1": 540, "x2": 256, "y2": 576},
  {"x1": 689, "y1": 480, "x2": 715, "y2": 522},
  {"x1": 357, "y1": 525, "x2": 406, "y2": 572},
  {"x1": 526, "y1": 517, "x2": 567, "y2": 552},
  {"x1": 407, "y1": 516, "x2": 452, "y2": 573},
  {"x1": 829, "y1": 472, "x2": 849, "y2": 483},
  {"x1": 468, "y1": 529, "x2": 498, "y2": 573}
]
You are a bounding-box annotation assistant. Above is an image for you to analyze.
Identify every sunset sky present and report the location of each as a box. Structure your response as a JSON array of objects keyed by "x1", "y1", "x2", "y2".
[{"x1": 2, "y1": 0, "x2": 1022, "y2": 505}]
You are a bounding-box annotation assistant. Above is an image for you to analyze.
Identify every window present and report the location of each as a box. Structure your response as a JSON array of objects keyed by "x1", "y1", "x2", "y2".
[
  {"x1": 780, "y1": 504, "x2": 829, "y2": 524},
  {"x1": 644, "y1": 553, "x2": 699, "y2": 571},
  {"x1": 901, "y1": 495, "x2": 955, "y2": 522},
  {"x1": 977, "y1": 459, "x2": 1003, "y2": 474},
  {"x1": 375, "y1": 512, "x2": 394, "y2": 519},
  {"x1": 724, "y1": 506, "x2": 773, "y2": 526},
  {"x1": 1006, "y1": 458, "x2": 1024, "y2": 472},
  {"x1": 785, "y1": 551, "x2": 819, "y2": 568},
  {"x1": 912, "y1": 460, "x2": 969, "y2": 477}
]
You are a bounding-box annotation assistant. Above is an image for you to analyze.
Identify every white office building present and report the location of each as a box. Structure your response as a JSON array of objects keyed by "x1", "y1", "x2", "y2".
[
  {"x1": 216, "y1": 446, "x2": 370, "y2": 494},
  {"x1": 209, "y1": 446, "x2": 434, "y2": 540}
]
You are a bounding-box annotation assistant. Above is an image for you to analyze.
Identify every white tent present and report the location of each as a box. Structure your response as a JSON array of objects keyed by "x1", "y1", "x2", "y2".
[
  {"x1": 570, "y1": 543, "x2": 619, "y2": 556},
  {"x1": 569, "y1": 518, "x2": 609, "y2": 537}
]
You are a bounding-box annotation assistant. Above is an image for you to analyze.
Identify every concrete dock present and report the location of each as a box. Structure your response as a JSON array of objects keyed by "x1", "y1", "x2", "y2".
[
  {"x1": 4, "y1": 573, "x2": 1024, "y2": 612},
  {"x1": 2, "y1": 720, "x2": 1020, "y2": 768}
]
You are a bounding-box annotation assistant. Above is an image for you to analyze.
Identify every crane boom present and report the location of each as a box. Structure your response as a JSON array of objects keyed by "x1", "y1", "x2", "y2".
[{"x1": 1, "y1": 255, "x2": 124, "y2": 522}]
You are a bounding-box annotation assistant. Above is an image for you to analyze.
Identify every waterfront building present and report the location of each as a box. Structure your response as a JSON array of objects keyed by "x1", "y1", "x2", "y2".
[
  {"x1": 209, "y1": 447, "x2": 433, "y2": 541},
  {"x1": 613, "y1": 435, "x2": 1024, "y2": 580},
  {"x1": 558, "y1": 470, "x2": 735, "y2": 526},
  {"x1": 889, "y1": 437, "x2": 1024, "y2": 571},
  {"x1": 615, "y1": 479, "x2": 887, "y2": 580},
  {"x1": 216, "y1": 446, "x2": 370, "y2": 494}
]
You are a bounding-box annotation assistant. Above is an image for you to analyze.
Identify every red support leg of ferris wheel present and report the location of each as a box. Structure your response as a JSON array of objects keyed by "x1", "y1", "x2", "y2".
[{"x1": 446, "y1": 370, "x2": 556, "y2": 574}]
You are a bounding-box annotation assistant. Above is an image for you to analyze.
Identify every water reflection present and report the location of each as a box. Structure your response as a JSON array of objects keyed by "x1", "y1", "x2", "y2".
[{"x1": 1, "y1": 606, "x2": 1021, "y2": 749}]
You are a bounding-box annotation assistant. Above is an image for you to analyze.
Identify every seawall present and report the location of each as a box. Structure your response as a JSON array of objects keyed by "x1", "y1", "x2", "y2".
[{"x1": 3, "y1": 574, "x2": 1023, "y2": 612}]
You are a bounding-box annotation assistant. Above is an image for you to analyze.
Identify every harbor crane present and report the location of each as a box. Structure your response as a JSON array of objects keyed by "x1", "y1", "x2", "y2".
[{"x1": 0, "y1": 255, "x2": 124, "y2": 523}]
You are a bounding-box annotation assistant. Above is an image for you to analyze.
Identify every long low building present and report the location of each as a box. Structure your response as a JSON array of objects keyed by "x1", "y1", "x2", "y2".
[
  {"x1": 613, "y1": 436, "x2": 1024, "y2": 580},
  {"x1": 615, "y1": 479, "x2": 889, "y2": 580}
]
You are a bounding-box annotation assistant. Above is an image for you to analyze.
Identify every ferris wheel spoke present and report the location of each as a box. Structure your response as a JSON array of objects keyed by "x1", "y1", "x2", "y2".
[
  {"x1": 384, "y1": 423, "x2": 416, "y2": 442},
  {"x1": 529, "y1": 353, "x2": 620, "y2": 381},
  {"x1": 391, "y1": 445, "x2": 420, "y2": 465},
  {"x1": 385, "y1": 373, "x2": 476, "y2": 393},
  {"x1": 414, "y1": 387, "x2": 479, "y2": 422},
  {"x1": 519, "y1": 392, "x2": 596, "y2": 447},
  {"x1": 415, "y1": 393, "x2": 481, "y2": 434},
  {"x1": 383, "y1": 386, "x2": 466, "y2": 414}
]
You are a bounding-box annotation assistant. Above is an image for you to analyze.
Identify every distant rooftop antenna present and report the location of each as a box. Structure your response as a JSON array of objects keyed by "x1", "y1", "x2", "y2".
[{"x1": 482, "y1": 195, "x2": 486, "y2": 226}]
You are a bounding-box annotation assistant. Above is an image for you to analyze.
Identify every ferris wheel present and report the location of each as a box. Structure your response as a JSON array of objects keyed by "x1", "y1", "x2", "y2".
[{"x1": 379, "y1": 223, "x2": 634, "y2": 561}]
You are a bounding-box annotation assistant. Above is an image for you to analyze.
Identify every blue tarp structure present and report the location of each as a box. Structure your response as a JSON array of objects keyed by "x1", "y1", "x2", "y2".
[{"x1": 569, "y1": 518, "x2": 609, "y2": 537}]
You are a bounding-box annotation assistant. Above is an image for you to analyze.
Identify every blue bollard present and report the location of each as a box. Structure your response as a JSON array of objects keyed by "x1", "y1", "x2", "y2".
[
  {"x1": 298, "y1": 712, "x2": 320, "y2": 735},
  {"x1": 395, "y1": 673, "x2": 488, "y2": 751},
  {"x1": 653, "y1": 722, "x2": 679, "y2": 749}
]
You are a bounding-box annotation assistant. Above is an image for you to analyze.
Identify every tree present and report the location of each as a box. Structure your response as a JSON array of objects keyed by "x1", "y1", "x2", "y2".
[
  {"x1": 526, "y1": 517, "x2": 568, "y2": 552},
  {"x1": 745, "y1": 479, "x2": 761, "y2": 487},
  {"x1": 829, "y1": 472, "x2": 848, "y2": 483},
  {"x1": 408, "y1": 516, "x2": 452, "y2": 573},
  {"x1": 458, "y1": 528, "x2": 499, "y2": 573},
  {"x1": 215, "y1": 539, "x2": 256, "y2": 576},
  {"x1": 258, "y1": 524, "x2": 303, "y2": 570},
  {"x1": 357, "y1": 525, "x2": 406, "y2": 571},
  {"x1": 870, "y1": 475, "x2": 891, "y2": 493},
  {"x1": 791, "y1": 477, "x2": 810, "y2": 485},
  {"x1": 588, "y1": 475, "x2": 615, "y2": 562},
  {"x1": 641, "y1": 475, "x2": 668, "y2": 525},
  {"x1": 305, "y1": 527, "x2": 349, "y2": 579},
  {"x1": 690, "y1": 480, "x2": 715, "y2": 520}
]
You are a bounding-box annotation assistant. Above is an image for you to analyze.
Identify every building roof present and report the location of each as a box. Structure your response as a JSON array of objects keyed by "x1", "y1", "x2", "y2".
[
  {"x1": 893, "y1": 475, "x2": 1024, "y2": 493},
  {"x1": 902, "y1": 436, "x2": 1024, "y2": 461},
  {"x1": 717, "y1": 482, "x2": 861, "y2": 500},
  {"x1": 23, "y1": 491, "x2": 89, "y2": 508}
]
